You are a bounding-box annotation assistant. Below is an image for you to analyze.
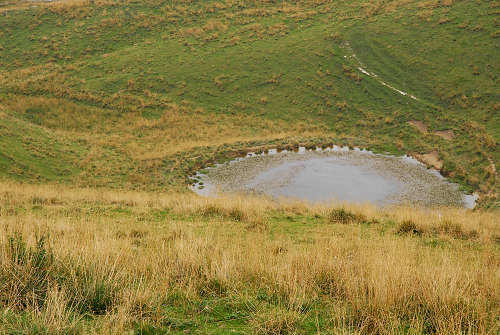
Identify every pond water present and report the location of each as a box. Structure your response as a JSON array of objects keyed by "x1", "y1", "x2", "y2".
[{"x1": 191, "y1": 147, "x2": 476, "y2": 208}]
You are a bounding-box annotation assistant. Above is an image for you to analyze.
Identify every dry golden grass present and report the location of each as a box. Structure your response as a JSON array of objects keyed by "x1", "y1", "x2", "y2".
[
  {"x1": 0, "y1": 92, "x2": 327, "y2": 164},
  {"x1": 0, "y1": 181, "x2": 499, "y2": 333}
]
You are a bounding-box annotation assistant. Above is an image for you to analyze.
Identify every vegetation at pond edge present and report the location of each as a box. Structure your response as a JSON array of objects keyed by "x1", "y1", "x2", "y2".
[{"x1": 0, "y1": 0, "x2": 498, "y2": 207}]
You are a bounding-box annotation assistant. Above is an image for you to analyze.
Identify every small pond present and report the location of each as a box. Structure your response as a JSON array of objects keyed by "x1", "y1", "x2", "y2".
[{"x1": 191, "y1": 146, "x2": 477, "y2": 208}]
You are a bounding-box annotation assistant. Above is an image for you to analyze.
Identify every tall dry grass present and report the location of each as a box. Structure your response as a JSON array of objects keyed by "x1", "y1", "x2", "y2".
[{"x1": 0, "y1": 181, "x2": 499, "y2": 333}]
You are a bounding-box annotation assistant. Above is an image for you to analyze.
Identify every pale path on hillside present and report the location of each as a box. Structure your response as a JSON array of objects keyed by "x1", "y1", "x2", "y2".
[{"x1": 342, "y1": 42, "x2": 418, "y2": 100}]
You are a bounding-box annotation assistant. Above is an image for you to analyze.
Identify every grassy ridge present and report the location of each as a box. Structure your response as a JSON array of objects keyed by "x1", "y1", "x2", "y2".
[
  {"x1": 0, "y1": 0, "x2": 498, "y2": 205},
  {"x1": 0, "y1": 182, "x2": 499, "y2": 334}
]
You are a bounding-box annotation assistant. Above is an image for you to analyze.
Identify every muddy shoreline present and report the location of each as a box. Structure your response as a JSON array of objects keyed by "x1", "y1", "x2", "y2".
[{"x1": 190, "y1": 145, "x2": 477, "y2": 208}]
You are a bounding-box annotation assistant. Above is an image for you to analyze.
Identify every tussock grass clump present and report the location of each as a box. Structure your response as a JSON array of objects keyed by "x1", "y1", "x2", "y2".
[
  {"x1": 1, "y1": 233, "x2": 55, "y2": 310},
  {"x1": 251, "y1": 307, "x2": 300, "y2": 335},
  {"x1": 328, "y1": 208, "x2": 368, "y2": 224},
  {"x1": 67, "y1": 268, "x2": 117, "y2": 316},
  {"x1": 396, "y1": 220, "x2": 422, "y2": 235},
  {"x1": 200, "y1": 204, "x2": 247, "y2": 222},
  {"x1": 397, "y1": 219, "x2": 479, "y2": 240},
  {"x1": 434, "y1": 220, "x2": 478, "y2": 240},
  {"x1": 0, "y1": 231, "x2": 119, "y2": 322},
  {"x1": 197, "y1": 278, "x2": 227, "y2": 298}
]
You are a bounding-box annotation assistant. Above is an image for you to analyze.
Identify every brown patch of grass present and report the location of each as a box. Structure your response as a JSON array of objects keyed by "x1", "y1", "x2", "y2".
[
  {"x1": 416, "y1": 9, "x2": 434, "y2": 21},
  {"x1": 342, "y1": 65, "x2": 362, "y2": 83},
  {"x1": 336, "y1": 101, "x2": 348, "y2": 110},
  {"x1": 439, "y1": 17, "x2": 451, "y2": 24},
  {"x1": 435, "y1": 129, "x2": 455, "y2": 140},
  {"x1": 203, "y1": 19, "x2": 228, "y2": 32},
  {"x1": 0, "y1": 91, "x2": 327, "y2": 165},
  {"x1": 408, "y1": 120, "x2": 428, "y2": 134}
]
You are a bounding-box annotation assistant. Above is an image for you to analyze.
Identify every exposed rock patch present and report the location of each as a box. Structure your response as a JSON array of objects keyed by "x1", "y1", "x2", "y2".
[
  {"x1": 415, "y1": 151, "x2": 443, "y2": 170},
  {"x1": 435, "y1": 130, "x2": 455, "y2": 140},
  {"x1": 408, "y1": 120, "x2": 428, "y2": 134}
]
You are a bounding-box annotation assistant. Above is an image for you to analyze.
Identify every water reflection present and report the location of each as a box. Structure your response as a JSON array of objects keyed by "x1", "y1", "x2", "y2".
[{"x1": 191, "y1": 146, "x2": 476, "y2": 208}]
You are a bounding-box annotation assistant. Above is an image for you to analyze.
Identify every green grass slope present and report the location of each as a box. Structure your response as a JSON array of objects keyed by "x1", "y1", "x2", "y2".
[
  {"x1": 0, "y1": 109, "x2": 83, "y2": 181},
  {"x1": 0, "y1": 0, "x2": 498, "y2": 205}
]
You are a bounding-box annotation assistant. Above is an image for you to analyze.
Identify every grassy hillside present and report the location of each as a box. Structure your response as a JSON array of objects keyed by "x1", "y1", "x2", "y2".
[
  {"x1": 0, "y1": 102, "x2": 87, "y2": 180},
  {"x1": 0, "y1": 2, "x2": 499, "y2": 333},
  {"x1": 0, "y1": 182, "x2": 499, "y2": 334},
  {"x1": 0, "y1": 0, "x2": 498, "y2": 206}
]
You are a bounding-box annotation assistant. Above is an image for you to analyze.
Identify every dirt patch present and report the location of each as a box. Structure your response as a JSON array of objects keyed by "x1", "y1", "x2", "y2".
[
  {"x1": 0, "y1": 0, "x2": 81, "y2": 13},
  {"x1": 408, "y1": 120, "x2": 428, "y2": 134},
  {"x1": 487, "y1": 157, "x2": 497, "y2": 179},
  {"x1": 435, "y1": 130, "x2": 454, "y2": 140},
  {"x1": 415, "y1": 151, "x2": 443, "y2": 170}
]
